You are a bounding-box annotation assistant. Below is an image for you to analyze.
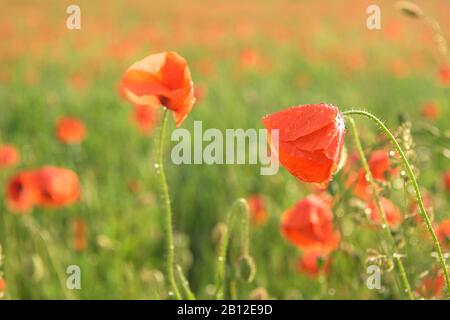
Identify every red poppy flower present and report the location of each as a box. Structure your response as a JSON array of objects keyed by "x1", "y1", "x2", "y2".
[
  {"x1": 436, "y1": 219, "x2": 450, "y2": 249},
  {"x1": 0, "y1": 144, "x2": 20, "y2": 169},
  {"x1": 438, "y1": 65, "x2": 450, "y2": 86},
  {"x1": 262, "y1": 103, "x2": 345, "y2": 189},
  {"x1": 73, "y1": 218, "x2": 87, "y2": 252},
  {"x1": 421, "y1": 102, "x2": 440, "y2": 120},
  {"x1": 6, "y1": 171, "x2": 39, "y2": 213},
  {"x1": 297, "y1": 251, "x2": 331, "y2": 278},
  {"x1": 368, "y1": 197, "x2": 403, "y2": 228},
  {"x1": 6, "y1": 166, "x2": 80, "y2": 212},
  {"x1": 247, "y1": 194, "x2": 268, "y2": 226},
  {"x1": 131, "y1": 103, "x2": 160, "y2": 135},
  {"x1": 416, "y1": 269, "x2": 445, "y2": 299},
  {"x1": 350, "y1": 150, "x2": 399, "y2": 200},
  {"x1": 0, "y1": 276, "x2": 5, "y2": 294},
  {"x1": 240, "y1": 49, "x2": 263, "y2": 70},
  {"x1": 121, "y1": 51, "x2": 195, "y2": 127},
  {"x1": 56, "y1": 117, "x2": 87, "y2": 144},
  {"x1": 281, "y1": 194, "x2": 340, "y2": 253},
  {"x1": 33, "y1": 166, "x2": 80, "y2": 208},
  {"x1": 444, "y1": 171, "x2": 450, "y2": 194}
]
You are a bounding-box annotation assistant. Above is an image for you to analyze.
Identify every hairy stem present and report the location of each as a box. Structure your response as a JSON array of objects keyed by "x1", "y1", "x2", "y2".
[
  {"x1": 157, "y1": 109, "x2": 181, "y2": 300},
  {"x1": 347, "y1": 117, "x2": 413, "y2": 299},
  {"x1": 215, "y1": 198, "x2": 250, "y2": 299},
  {"x1": 343, "y1": 109, "x2": 450, "y2": 295},
  {"x1": 176, "y1": 264, "x2": 196, "y2": 300}
]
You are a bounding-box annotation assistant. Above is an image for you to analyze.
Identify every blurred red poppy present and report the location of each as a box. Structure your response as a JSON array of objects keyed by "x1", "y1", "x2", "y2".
[
  {"x1": 368, "y1": 197, "x2": 403, "y2": 228},
  {"x1": 438, "y1": 65, "x2": 450, "y2": 86},
  {"x1": 436, "y1": 219, "x2": 450, "y2": 249},
  {"x1": 421, "y1": 102, "x2": 440, "y2": 120},
  {"x1": 6, "y1": 166, "x2": 80, "y2": 212},
  {"x1": 247, "y1": 194, "x2": 268, "y2": 226},
  {"x1": 262, "y1": 103, "x2": 345, "y2": 189},
  {"x1": 0, "y1": 145, "x2": 20, "y2": 169},
  {"x1": 416, "y1": 269, "x2": 444, "y2": 299},
  {"x1": 131, "y1": 104, "x2": 159, "y2": 135},
  {"x1": 350, "y1": 150, "x2": 399, "y2": 200},
  {"x1": 240, "y1": 49, "x2": 264, "y2": 70},
  {"x1": 121, "y1": 51, "x2": 195, "y2": 127},
  {"x1": 0, "y1": 276, "x2": 5, "y2": 294},
  {"x1": 6, "y1": 171, "x2": 39, "y2": 213},
  {"x1": 33, "y1": 166, "x2": 80, "y2": 208},
  {"x1": 281, "y1": 194, "x2": 340, "y2": 253},
  {"x1": 444, "y1": 171, "x2": 450, "y2": 193},
  {"x1": 56, "y1": 117, "x2": 87, "y2": 144},
  {"x1": 73, "y1": 218, "x2": 87, "y2": 252},
  {"x1": 297, "y1": 251, "x2": 331, "y2": 278}
]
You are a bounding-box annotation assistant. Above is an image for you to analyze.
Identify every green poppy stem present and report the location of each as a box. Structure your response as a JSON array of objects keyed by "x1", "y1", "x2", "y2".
[
  {"x1": 176, "y1": 264, "x2": 196, "y2": 300},
  {"x1": 156, "y1": 109, "x2": 182, "y2": 300},
  {"x1": 346, "y1": 116, "x2": 413, "y2": 299},
  {"x1": 215, "y1": 198, "x2": 250, "y2": 299},
  {"x1": 343, "y1": 109, "x2": 450, "y2": 296}
]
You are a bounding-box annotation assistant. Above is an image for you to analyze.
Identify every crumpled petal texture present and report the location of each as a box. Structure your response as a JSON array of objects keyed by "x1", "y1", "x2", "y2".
[
  {"x1": 262, "y1": 103, "x2": 345, "y2": 188},
  {"x1": 121, "y1": 51, "x2": 195, "y2": 127}
]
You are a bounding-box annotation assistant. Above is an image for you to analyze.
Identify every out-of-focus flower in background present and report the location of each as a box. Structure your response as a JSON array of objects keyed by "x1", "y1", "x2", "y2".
[
  {"x1": 6, "y1": 166, "x2": 80, "y2": 213},
  {"x1": 131, "y1": 104, "x2": 160, "y2": 135},
  {"x1": 368, "y1": 197, "x2": 403, "y2": 229},
  {"x1": 0, "y1": 144, "x2": 20, "y2": 169},
  {"x1": 247, "y1": 194, "x2": 268, "y2": 226},
  {"x1": 281, "y1": 194, "x2": 340, "y2": 253},
  {"x1": 297, "y1": 250, "x2": 331, "y2": 278},
  {"x1": 56, "y1": 117, "x2": 87, "y2": 144}
]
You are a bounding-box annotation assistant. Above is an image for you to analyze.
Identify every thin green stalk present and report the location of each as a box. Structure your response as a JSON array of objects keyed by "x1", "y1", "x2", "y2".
[
  {"x1": 22, "y1": 216, "x2": 74, "y2": 299},
  {"x1": 176, "y1": 264, "x2": 196, "y2": 300},
  {"x1": 215, "y1": 198, "x2": 250, "y2": 299},
  {"x1": 156, "y1": 109, "x2": 181, "y2": 300},
  {"x1": 0, "y1": 209, "x2": 7, "y2": 263},
  {"x1": 343, "y1": 109, "x2": 450, "y2": 295},
  {"x1": 347, "y1": 117, "x2": 413, "y2": 299}
]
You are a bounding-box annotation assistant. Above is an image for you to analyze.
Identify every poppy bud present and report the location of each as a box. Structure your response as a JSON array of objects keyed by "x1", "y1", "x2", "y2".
[{"x1": 237, "y1": 255, "x2": 256, "y2": 283}]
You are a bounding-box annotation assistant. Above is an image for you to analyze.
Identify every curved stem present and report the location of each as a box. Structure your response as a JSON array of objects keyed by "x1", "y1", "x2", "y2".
[
  {"x1": 176, "y1": 264, "x2": 196, "y2": 300},
  {"x1": 347, "y1": 117, "x2": 413, "y2": 299},
  {"x1": 215, "y1": 198, "x2": 250, "y2": 300},
  {"x1": 157, "y1": 109, "x2": 181, "y2": 300},
  {"x1": 343, "y1": 109, "x2": 450, "y2": 295}
]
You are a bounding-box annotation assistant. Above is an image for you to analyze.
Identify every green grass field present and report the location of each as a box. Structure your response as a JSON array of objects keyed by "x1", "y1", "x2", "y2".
[{"x1": 0, "y1": 0, "x2": 449, "y2": 299}]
